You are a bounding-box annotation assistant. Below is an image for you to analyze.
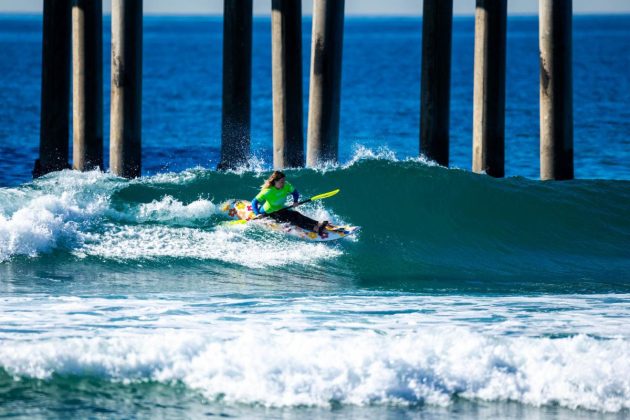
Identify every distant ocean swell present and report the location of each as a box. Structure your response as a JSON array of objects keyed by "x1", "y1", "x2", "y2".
[{"x1": 1, "y1": 149, "x2": 629, "y2": 290}]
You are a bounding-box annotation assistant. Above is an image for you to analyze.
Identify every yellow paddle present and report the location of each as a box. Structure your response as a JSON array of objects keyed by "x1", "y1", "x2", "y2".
[
  {"x1": 225, "y1": 189, "x2": 340, "y2": 225},
  {"x1": 307, "y1": 189, "x2": 340, "y2": 202}
]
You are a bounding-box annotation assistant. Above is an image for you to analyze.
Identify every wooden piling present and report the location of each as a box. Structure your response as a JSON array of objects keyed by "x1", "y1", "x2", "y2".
[
  {"x1": 420, "y1": 0, "x2": 453, "y2": 167},
  {"x1": 306, "y1": 0, "x2": 345, "y2": 167},
  {"x1": 72, "y1": 0, "x2": 103, "y2": 171},
  {"x1": 35, "y1": 0, "x2": 71, "y2": 178},
  {"x1": 272, "y1": 0, "x2": 304, "y2": 169},
  {"x1": 472, "y1": 0, "x2": 507, "y2": 177},
  {"x1": 218, "y1": 0, "x2": 253, "y2": 170},
  {"x1": 110, "y1": 0, "x2": 143, "y2": 179},
  {"x1": 540, "y1": 0, "x2": 573, "y2": 180}
]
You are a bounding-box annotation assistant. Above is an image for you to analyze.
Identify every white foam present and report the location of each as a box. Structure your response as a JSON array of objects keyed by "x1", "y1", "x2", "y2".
[
  {"x1": 303, "y1": 144, "x2": 441, "y2": 173},
  {"x1": 0, "y1": 170, "x2": 114, "y2": 262},
  {"x1": 346, "y1": 144, "x2": 399, "y2": 165},
  {"x1": 77, "y1": 224, "x2": 341, "y2": 268},
  {"x1": 0, "y1": 316, "x2": 627, "y2": 411},
  {"x1": 223, "y1": 154, "x2": 268, "y2": 176},
  {"x1": 1, "y1": 294, "x2": 629, "y2": 412},
  {"x1": 141, "y1": 167, "x2": 206, "y2": 185},
  {"x1": 180, "y1": 144, "x2": 437, "y2": 175},
  {"x1": 135, "y1": 196, "x2": 217, "y2": 224}
]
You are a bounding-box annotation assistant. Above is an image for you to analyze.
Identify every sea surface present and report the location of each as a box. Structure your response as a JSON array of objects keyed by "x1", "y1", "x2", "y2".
[{"x1": 1, "y1": 14, "x2": 630, "y2": 419}]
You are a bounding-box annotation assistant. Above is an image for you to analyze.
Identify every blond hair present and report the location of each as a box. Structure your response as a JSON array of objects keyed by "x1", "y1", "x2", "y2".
[{"x1": 262, "y1": 171, "x2": 286, "y2": 188}]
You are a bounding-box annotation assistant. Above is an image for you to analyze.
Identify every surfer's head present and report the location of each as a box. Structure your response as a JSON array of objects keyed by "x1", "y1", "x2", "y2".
[{"x1": 263, "y1": 171, "x2": 286, "y2": 189}]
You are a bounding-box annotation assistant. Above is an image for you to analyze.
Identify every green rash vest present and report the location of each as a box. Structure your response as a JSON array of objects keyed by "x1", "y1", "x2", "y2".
[{"x1": 255, "y1": 182, "x2": 295, "y2": 213}]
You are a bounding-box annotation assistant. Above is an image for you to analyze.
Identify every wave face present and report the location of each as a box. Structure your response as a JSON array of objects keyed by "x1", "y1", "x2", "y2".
[{"x1": 1, "y1": 154, "x2": 629, "y2": 293}]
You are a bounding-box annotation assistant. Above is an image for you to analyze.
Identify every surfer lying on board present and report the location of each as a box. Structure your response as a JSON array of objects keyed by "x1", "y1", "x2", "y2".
[{"x1": 251, "y1": 171, "x2": 329, "y2": 236}]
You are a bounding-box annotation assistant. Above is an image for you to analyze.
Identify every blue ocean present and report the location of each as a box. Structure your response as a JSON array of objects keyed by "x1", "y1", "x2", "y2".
[{"x1": 1, "y1": 14, "x2": 629, "y2": 419}]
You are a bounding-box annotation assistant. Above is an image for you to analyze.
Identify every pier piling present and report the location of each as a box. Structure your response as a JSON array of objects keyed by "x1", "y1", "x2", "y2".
[
  {"x1": 306, "y1": 0, "x2": 345, "y2": 167},
  {"x1": 35, "y1": 0, "x2": 72, "y2": 178},
  {"x1": 472, "y1": 0, "x2": 507, "y2": 177},
  {"x1": 72, "y1": 0, "x2": 103, "y2": 171},
  {"x1": 110, "y1": 0, "x2": 143, "y2": 179},
  {"x1": 272, "y1": 0, "x2": 304, "y2": 169},
  {"x1": 420, "y1": 0, "x2": 453, "y2": 167},
  {"x1": 219, "y1": 0, "x2": 253, "y2": 170},
  {"x1": 539, "y1": 0, "x2": 573, "y2": 180}
]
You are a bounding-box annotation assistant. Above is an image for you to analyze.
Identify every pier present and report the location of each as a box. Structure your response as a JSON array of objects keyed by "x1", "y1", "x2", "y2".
[
  {"x1": 35, "y1": 0, "x2": 71, "y2": 177},
  {"x1": 110, "y1": 0, "x2": 142, "y2": 179},
  {"x1": 218, "y1": 0, "x2": 253, "y2": 170},
  {"x1": 31, "y1": 1, "x2": 574, "y2": 180},
  {"x1": 72, "y1": 0, "x2": 103, "y2": 171},
  {"x1": 306, "y1": 0, "x2": 345, "y2": 167},
  {"x1": 472, "y1": 0, "x2": 507, "y2": 178},
  {"x1": 420, "y1": 0, "x2": 453, "y2": 168},
  {"x1": 272, "y1": 0, "x2": 304, "y2": 169},
  {"x1": 539, "y1": 0, "x2": 574, "y2": 180}
]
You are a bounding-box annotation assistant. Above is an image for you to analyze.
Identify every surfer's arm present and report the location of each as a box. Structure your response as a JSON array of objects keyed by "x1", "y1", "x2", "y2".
[{"x1": 251, "y1": 198, "x2": 265, "y2": 215}]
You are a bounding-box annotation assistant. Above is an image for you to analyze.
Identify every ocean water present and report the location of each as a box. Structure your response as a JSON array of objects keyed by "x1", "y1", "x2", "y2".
[{"x1": 1, "y1": 14, "x2": 630, "y2": 419}]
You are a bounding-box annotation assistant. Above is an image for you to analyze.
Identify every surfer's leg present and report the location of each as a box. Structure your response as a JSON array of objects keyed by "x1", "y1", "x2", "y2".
[
  {"x1": 293, "y1": 212, "x2": 329, "y2": 235},
  {"x1": 268, "y1": 209, "x2": 299, "y2": 225},
  {"x1": 271, "y1": 210, "x2": 319, "y2": 231}
]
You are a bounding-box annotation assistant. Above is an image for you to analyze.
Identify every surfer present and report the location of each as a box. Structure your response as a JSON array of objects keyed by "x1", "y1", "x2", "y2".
[{"x1": 251, "y1": 171, "x2": 329, "y2": 236}]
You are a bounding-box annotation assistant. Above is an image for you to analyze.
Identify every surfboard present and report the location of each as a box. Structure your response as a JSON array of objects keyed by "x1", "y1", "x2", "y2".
[{"x1": 219, "y1": 200, "x2": 360, "y2": 242}]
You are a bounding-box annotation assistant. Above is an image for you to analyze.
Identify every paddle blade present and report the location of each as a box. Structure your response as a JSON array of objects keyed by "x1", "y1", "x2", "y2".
[{"x1": 310, "y1": 189, "x2": 340, "y2": 202}]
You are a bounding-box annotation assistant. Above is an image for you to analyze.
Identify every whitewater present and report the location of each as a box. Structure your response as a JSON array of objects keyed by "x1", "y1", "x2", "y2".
[{"x1": 1, "y1": 293, "x2": 629, "y2": 414}]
